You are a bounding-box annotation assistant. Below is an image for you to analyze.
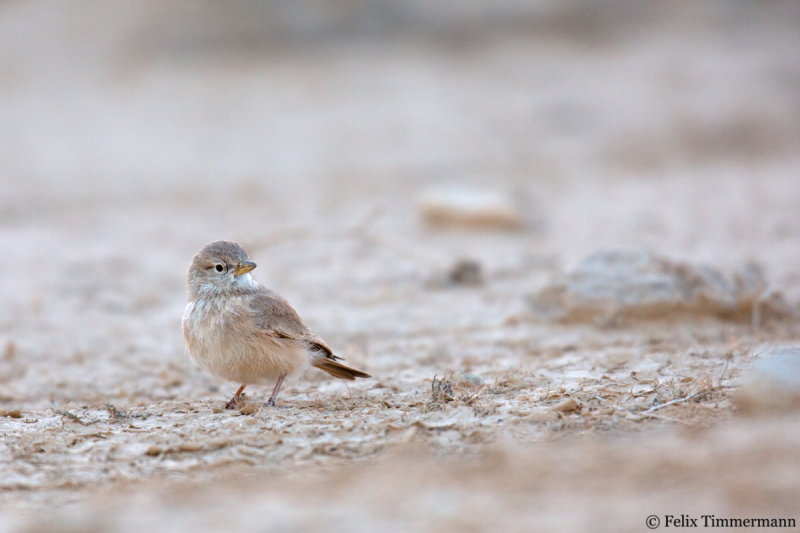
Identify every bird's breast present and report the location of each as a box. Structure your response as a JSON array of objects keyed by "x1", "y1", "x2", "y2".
[
  {"x1": 182, "y1": 297, "x2": 240, "y2": 364},
  {"x1": 182, "y1": 295, "x2": 306, "y2": 383}
]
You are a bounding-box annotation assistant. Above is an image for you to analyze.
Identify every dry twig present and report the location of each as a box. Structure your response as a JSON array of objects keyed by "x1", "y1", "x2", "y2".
[{"x1": 643, "y1": 390, "x2": 707, "y2": 414}]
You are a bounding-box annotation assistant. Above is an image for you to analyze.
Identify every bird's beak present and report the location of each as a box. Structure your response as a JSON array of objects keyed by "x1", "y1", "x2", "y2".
[{"x1": 234, "y1": 261, "x2": 257, "y2": 276}]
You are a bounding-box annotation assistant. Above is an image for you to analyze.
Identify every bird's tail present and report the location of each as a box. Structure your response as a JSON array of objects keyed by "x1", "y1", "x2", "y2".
[{"x1": 312, "y1": 357, "x2": 371, "y2": 381}]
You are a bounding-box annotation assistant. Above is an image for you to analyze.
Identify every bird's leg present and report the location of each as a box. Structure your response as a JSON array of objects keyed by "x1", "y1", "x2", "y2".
[
  {"x1": 266, "y1": 374, "x2": 286, "y2": 407},
  {"x1": 225, "y1": 384, "x2": 247, "y2": 409}
]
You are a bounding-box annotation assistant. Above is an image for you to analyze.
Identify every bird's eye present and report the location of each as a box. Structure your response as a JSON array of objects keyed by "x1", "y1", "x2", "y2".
[{"x1": 215, "y1": 264, "x2": 225, "y2": 273}]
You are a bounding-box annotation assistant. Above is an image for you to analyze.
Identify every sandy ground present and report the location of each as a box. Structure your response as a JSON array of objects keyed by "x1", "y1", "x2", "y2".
[{"x1": 1, "y1": 1, "x2": 800, "y2": 531}]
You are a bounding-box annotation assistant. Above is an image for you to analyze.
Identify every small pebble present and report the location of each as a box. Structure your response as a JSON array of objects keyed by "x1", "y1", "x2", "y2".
[
  {"x1": 448, "y1": 260, "x2": 484, "y2": 286},
  {"x1": 418, "y1": 185, "x2": 521, "y2": 229},
  {"x1": 552, "y1": 398, "x2": 580, "y2": 413},
  {"x1": 737, "y1": 345, "x2": 800, "y2": 414},
  {"x1": 239, "y1": 404, "x2": 260, "y2": 416}
]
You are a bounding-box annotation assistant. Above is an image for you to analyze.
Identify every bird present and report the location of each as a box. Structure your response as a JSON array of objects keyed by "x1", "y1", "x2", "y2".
[{"x1": 182, "y1": 240, "x2": 370, "y2": 409}]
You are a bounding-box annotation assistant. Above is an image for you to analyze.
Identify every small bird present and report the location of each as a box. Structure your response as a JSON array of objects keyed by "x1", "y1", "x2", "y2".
[{"x1": 182, "y1": 241, "x2": 370, "y2": 409}]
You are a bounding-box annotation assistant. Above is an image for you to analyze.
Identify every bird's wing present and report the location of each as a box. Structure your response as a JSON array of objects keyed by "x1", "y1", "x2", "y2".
[{"x1": 249, "y1": 289, "x2": 340, "y2": 359}]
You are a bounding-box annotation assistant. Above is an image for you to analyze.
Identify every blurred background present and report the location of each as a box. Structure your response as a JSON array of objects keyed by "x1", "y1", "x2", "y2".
[
  {"x1": 2, "y1": 0, "x2": 799, "y2": 205},
  {"x1": 2, "y1": 0, "x2": 799, "y2": 350},
  {"x1": 1, "y1": 1, "x2": 800, "y2": 530},
  {"x1": 2, "y1": 0, "x2": 799, "y2": 303}
]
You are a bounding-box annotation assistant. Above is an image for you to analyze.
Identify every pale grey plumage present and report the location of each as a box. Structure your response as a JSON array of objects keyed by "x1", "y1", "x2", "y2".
[{"x1": 182, "y1": 240, "x2": 370, "y2": 408}]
